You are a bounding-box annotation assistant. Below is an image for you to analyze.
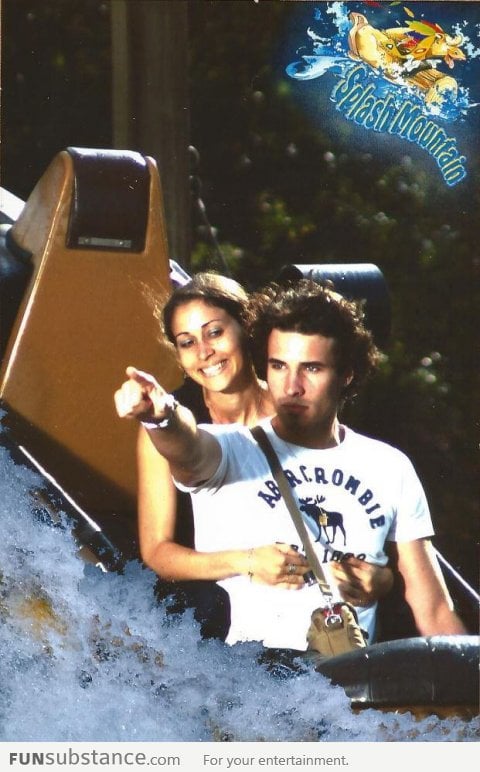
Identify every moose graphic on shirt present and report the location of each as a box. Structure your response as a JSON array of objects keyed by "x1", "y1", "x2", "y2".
[{"x1": 299, "y1": 494, "x2": 347, "y2": 545}]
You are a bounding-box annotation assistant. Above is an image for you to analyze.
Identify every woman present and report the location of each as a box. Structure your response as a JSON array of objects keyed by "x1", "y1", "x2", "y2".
[{"x1": 115, "y1": 272, "x2": 393, "y2": 638}]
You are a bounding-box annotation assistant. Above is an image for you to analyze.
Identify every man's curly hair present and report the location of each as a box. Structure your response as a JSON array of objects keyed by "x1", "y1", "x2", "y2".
[{"x1": 246, "y1": 279, "x2": 380, "y2": 401}]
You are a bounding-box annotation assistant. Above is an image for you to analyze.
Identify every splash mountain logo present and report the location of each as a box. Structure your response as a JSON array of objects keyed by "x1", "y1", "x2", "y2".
[{"x1": 286, "y1": 3, "x2": 477, "y2": 186}]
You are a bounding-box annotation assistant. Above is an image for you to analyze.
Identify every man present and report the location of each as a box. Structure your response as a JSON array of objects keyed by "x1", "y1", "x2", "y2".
[{"x1": 115, "y1": 280, "x2": 466, "y2": 649}]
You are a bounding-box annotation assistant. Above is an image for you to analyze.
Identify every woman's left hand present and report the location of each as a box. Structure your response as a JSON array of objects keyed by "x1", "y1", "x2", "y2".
[{"x1": 330, "y1": 558, "x2": 393, "y2": 607}]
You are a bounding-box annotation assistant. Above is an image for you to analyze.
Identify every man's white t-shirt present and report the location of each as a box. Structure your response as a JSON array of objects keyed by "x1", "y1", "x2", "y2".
[{"x1": 177, "y1": 419, "x2": 433, "y2": 650}]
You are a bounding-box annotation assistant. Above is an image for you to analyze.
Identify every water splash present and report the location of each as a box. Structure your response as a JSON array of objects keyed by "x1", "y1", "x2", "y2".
[{"x1": 0, "y1": 434, "x2": 478, "y2": 742}]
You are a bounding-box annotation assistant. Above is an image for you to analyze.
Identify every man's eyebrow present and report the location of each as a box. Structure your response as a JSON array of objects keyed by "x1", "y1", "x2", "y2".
[{"x1": 268, "y1": 358, "x2": 326, "y2": 367}]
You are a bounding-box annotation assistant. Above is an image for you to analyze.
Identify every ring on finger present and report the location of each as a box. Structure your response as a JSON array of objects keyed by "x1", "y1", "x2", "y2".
[{"x1": 287, "y1": 563, "x2": 296, "y2": 575}]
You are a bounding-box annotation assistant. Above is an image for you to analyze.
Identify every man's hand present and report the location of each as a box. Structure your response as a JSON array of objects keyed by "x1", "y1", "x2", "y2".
[{"x1": 331, "y1": 557, "x2": 393, "y2": 607}]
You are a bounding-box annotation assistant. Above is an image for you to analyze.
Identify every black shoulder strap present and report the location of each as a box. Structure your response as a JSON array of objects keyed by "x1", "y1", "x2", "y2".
[{"x1": 250, "y1": 425, "x2": 333, "y2": 600}]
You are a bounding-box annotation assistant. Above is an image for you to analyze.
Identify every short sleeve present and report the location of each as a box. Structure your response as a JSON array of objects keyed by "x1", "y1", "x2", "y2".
[{"x1": 387, "y1": 453, "x2": 434, "y2": 542}]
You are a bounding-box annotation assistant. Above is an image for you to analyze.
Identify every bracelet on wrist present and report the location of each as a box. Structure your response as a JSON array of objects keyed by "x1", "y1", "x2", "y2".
[{"x1": 140, "y1": 394, "x2": 179, "y2": 430}]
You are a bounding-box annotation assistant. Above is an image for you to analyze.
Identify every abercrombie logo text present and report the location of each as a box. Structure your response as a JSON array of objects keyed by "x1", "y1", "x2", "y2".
[{"x1": 256, "y1": 463, "x2": 386, "y2": 532}]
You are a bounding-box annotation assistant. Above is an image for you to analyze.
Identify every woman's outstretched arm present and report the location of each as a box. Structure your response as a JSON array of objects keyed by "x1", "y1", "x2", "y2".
[{"x1": 135, "y1": 408, "x2": 309, "y2": 589}]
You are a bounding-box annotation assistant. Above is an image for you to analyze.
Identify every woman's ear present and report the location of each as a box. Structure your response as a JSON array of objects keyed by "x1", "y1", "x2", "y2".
[{"x1": 344, "y1": 371, "x2": 354, "y2": 388}]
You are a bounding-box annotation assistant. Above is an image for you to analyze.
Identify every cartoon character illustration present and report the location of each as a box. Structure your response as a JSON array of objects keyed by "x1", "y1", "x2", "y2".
[
  {"x1": 347, "y1": 11, "x2": 465, "y2": 104},
  {"x1": 299, "y1": 495, "x2": 347, "y2": 546},
  {"x1": 285, "y1": 4, "x2": 474, "y2": 186}
]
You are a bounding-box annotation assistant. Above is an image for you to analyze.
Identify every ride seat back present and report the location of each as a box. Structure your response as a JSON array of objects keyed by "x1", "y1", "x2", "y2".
[{"x1": 0, "y1": 147, "x2": 183, "y2": 554}]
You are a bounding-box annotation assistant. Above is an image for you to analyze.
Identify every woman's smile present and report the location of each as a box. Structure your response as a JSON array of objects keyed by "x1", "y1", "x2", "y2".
[{"x1": 200, "y1": 359, "x2": 229, "y2": 378}]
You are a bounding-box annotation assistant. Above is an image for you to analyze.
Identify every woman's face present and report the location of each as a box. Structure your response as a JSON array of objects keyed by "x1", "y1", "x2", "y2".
[{"x1": 171, "y1": 299, "x2": 248, "y2": 392}]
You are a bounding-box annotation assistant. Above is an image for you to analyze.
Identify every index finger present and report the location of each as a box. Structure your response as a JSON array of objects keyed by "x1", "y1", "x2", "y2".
[{"x1": 125, "y1": 366, "x2": 161, "y2": 390}]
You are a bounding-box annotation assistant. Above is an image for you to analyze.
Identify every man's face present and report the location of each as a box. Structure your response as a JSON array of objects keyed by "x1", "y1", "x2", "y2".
[{"x1": 267, "y1": 328, "x2": 351, "y2": 447}]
